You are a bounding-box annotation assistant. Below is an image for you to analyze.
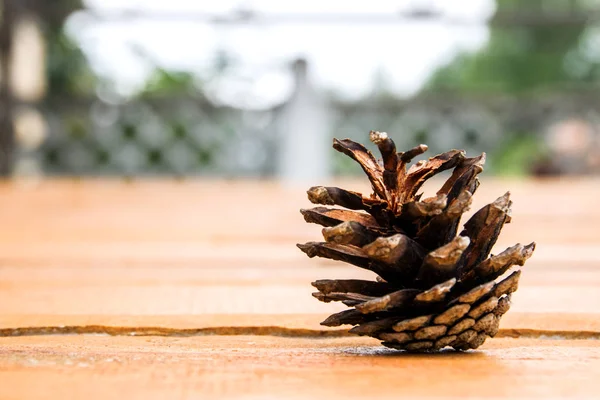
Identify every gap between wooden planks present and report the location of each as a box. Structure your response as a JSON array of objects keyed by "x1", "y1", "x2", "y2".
[{"x1": 2, "y1": 323, "x2": 600, "y2": 340}]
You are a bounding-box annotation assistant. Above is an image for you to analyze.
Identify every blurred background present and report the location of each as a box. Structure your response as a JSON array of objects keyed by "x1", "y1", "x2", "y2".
[
  {"x1": 2, "y1": 5, "x2": 600, "y2": 393},
  {"x1": 2, "y1": 0, "x2": 600, "y2": 181}
]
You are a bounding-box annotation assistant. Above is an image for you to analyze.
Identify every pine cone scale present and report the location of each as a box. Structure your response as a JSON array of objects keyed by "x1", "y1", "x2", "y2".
[
  {"x1": 332, "y1": 138, "x2": 386, "y2": 198},
  {"x1": 355, "y1": 288, "x2": 421, "y2": 314},
  {"x1": 301, "y1": 207, "x2": 381, "y2": 230},
  {"x1": 311, "y1": 279, "x2": 397, "y2": 297},
  {"x1": 413, "y1": 278, "x2": 456, "y2": 303},
  {"x1": 403, "y1": 149, "x2": 465, "y2": 201},
  {"x1": 459, "y1": 193, "x2": 512, "y2": 274},
  {"x1": 439, "y1": 154, "x2": 485, "y2": 199},
  {"x1": 350, "y1": 317, "x2": 403, "y2": 335}
]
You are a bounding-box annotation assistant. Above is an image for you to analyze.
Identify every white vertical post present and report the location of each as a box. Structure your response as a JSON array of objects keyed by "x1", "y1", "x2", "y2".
[{"x1": 277, "y1": 59, "x2": 331, "y2": 182}]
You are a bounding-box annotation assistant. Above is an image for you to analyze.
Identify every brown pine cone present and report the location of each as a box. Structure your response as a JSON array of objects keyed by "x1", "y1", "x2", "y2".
[{"x1": 298, "y1": 131, "x2": 535, "y2": 351}]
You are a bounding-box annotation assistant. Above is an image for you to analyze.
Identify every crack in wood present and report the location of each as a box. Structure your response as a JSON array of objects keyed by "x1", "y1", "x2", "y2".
[
  {"x1": 0, "y1": 325, "x2": 352, "y2": 338},
  {"x1": 1, "y1": 326, "x2": 599, "y2": 340}
]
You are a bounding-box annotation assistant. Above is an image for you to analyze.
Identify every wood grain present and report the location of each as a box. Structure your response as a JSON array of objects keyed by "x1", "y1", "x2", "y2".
[{"x1": 1, "y1": 178, "x2": 599, "y2": 399}]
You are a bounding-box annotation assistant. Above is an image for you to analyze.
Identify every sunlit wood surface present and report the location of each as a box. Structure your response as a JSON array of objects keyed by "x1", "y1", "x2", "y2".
[{"x1": 1, "y1": 178, "x2": 599, "y2": 399}]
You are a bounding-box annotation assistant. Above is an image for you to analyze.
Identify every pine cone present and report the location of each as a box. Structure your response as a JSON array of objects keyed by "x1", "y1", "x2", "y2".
[{"x1": 297, "y1": 132, "x2": 536, "y2": 352}]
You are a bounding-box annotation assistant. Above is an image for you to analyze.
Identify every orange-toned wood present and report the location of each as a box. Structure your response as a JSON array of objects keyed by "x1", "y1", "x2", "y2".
[
  {"x1": 1, "y1": 178, "x2": 599, "y2": 399},
  {"x1": 1, "y1": 335, "x2": 600, "y2": 400}
]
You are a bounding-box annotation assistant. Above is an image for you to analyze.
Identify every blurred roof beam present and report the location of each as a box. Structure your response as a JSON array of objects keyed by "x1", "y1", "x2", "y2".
[{"x1": 82, "y1": 9, "x2": 599, "y2": 27}]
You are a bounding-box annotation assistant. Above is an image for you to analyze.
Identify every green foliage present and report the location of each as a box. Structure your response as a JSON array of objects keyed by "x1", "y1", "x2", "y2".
[
  {"x1": 46, "y1": 29, "x2": 96, "y2": 97},
  {"x1": 423, "y1": 0, "x2": 600, "y2": 175},
  {"x1": 426, "y1": 0, "x2": 600, "y2": 93},
  {"x1": 487, "y1": 134, "x2": 548, "y2": 176},
  {"x1": 65, "y1": 116, "x2": 88, "y2": 139},
  {"x1": 36, "y1": 0, "x2": 94, "y2": 98},
  {"x1": 138, "y1": 68, "x2": 197, "y2": 97}
]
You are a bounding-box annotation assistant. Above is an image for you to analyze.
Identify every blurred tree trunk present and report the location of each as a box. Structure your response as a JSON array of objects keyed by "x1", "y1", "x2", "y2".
[{"x1": 0, "y1": 0, "x2": 15, "y2": 176}]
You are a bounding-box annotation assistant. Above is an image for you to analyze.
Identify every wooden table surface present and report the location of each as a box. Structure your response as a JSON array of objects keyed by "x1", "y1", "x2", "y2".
[{"x1": 1, "y1": 178, "x2": 599, "y2": 399}]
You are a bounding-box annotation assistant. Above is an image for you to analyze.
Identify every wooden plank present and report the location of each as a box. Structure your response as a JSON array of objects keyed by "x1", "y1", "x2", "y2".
[
  {"x1": 1, "y1": 261, "x2": 599, "y2": 329},
  {"x1": 1, "y1": 335, "x2": 599, "y2": 399}
]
